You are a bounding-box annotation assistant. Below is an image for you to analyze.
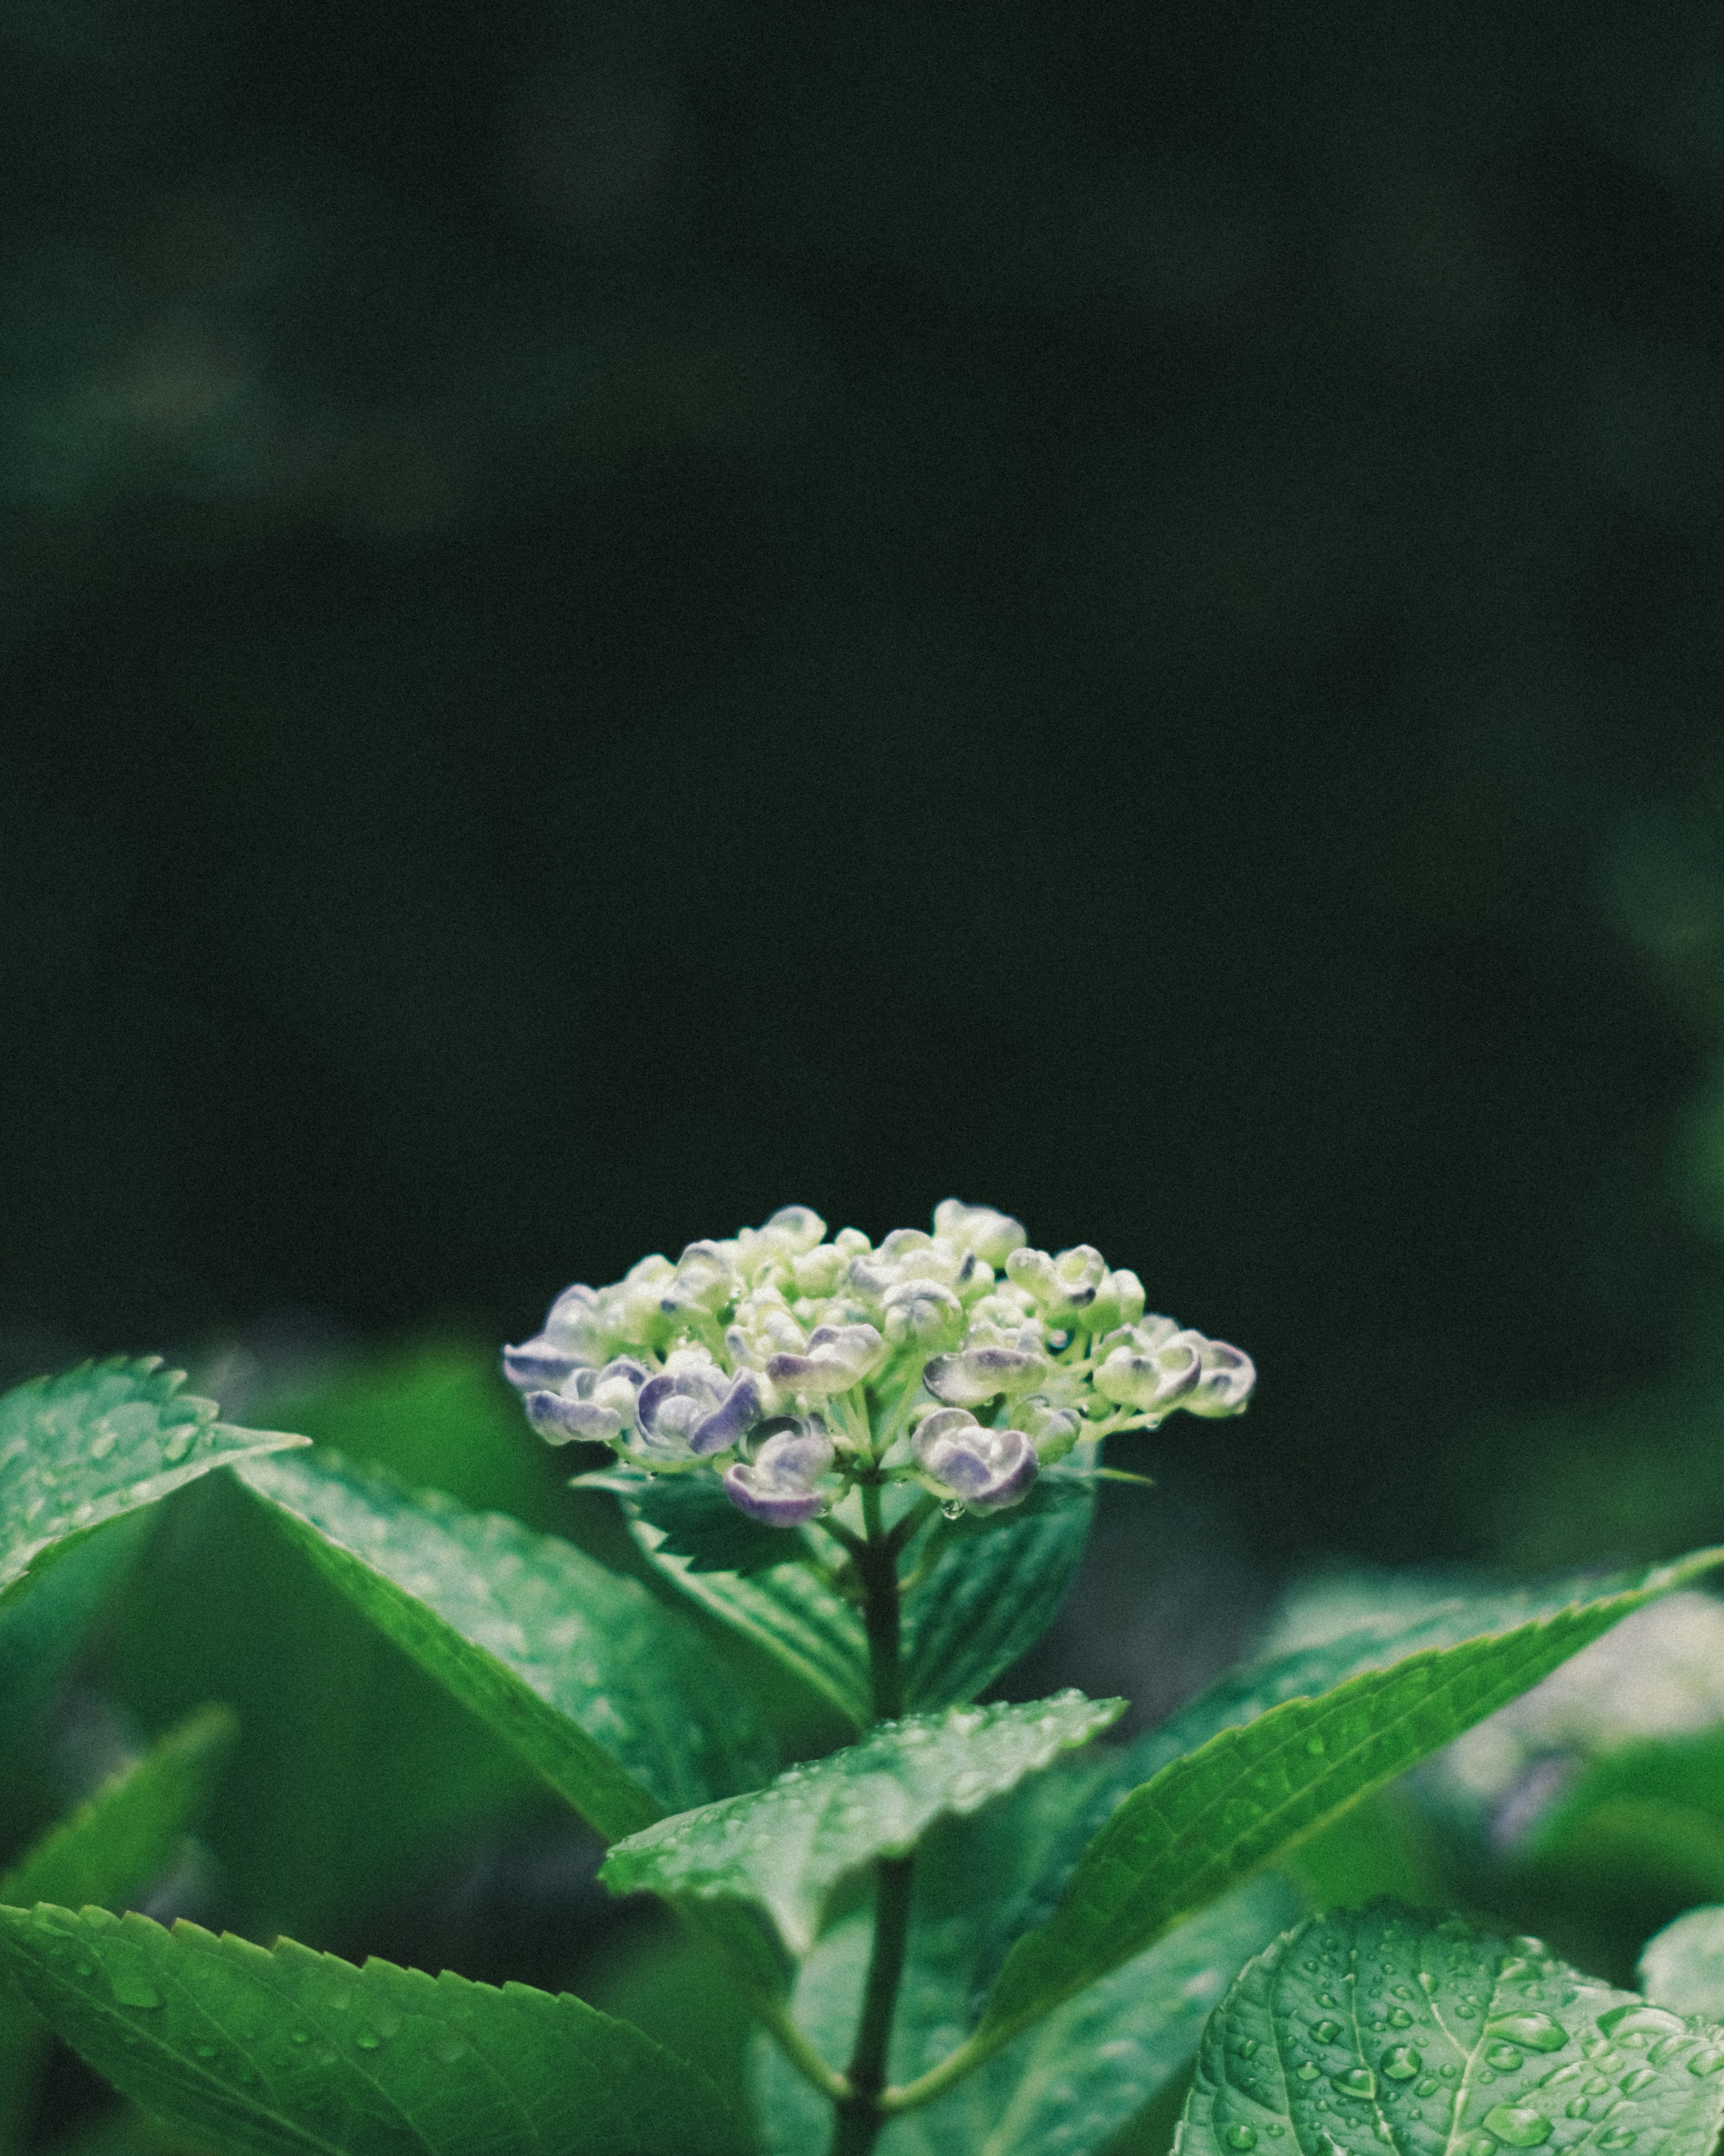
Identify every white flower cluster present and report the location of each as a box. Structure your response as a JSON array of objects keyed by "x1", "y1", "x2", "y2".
[{"x1": 503, "y1": 1201, "x2": 1254, "y2": 1527}]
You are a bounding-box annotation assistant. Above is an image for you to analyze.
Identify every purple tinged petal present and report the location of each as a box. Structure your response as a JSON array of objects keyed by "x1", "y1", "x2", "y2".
[
  {"x1": 723, "y1": 1465, "x2": 824, "y2": 1527},
  {"x1": 524, "y1": 1391, "x2": 623, "y2": 1445},
  {"x1": 969, "y1": 1431, "x2": 1038, "y2": 1509},
  {"x1": 1187, "y1": 1340, "x2": 1256, "y2": 1416},
  {"x1": 688, "y1": 1371, "x2": 763, "y2": 1455},
  {"x1": 765, "y1": 1351, "x2": 819, "y2": 1384},
  {"x1": 502, "y1": 1338, "x2": 581, "y2": 1393},
  {"x1": 635, "y1": 1372, "x2": 681, "y2": 1437}
]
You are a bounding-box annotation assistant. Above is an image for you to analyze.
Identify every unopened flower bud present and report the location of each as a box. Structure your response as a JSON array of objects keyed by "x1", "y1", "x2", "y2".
[
  {"x1": 932, "y1": 1200, "x2": 1028, "y2": 1269},
  {"x1": 766, "y1": 1322, "x2": 886, "y2": 1398},
  {"x1": 724, "y1": 1423, "x2": 835, "y2": 1526},
  {"x1": 882, "y1": 1280, "x2": 966, "y2": 1352},
  {"x1": 792, "y1": 1243, "x2": 852, "y2": 1297},
  {"x1": 669, "y1": 1241, "x2": 735, "y2": 1313},
  {"x1": 1016, "y1": 1394, "x2": 1085, "y2": 1464},
  {"x1": 1094, "y1": 1329, "x2": 1202, "y2": 1413},
  {"x1": 726, "y1": 1287, "x2": 808, "y2": 1371},
  {"x1": 1085, "y1": 1268, "x2": 1147, "y2": 1336},
  {"x1": 1184, "y1": 1338, "x2": 1256, "y2": 1417},
  {"x1": 1005, "y1": 1244, "x2": 1108, "y2": 1326},
  {"x1": 923, "y1": 1342, "x2": 1048, "y2": 1408},
  {"x1": 912, "y1": 1409, "x2": 1038, "y2": 1512}
]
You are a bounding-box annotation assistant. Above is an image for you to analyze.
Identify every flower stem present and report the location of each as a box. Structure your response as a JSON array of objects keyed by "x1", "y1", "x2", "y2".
[{"x1": 827, "y1": 1477, "x2": 913, "y2": 2155}]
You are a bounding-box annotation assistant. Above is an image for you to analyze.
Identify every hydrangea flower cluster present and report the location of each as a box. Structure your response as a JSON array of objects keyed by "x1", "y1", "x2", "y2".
[{"x1": 503, "y1": 1202, "x2": 1254, "y2": 1529}]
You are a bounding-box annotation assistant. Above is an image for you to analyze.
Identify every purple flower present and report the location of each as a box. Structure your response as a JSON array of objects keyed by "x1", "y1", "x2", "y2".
[
  {"x1": 523, "y1": 1355, "x2": 651, "y2": 1445},
  {"x1": 724, "y1": 1424, "x2": 835, "y2": 1527},
  {"x1": 912, "y1": 1408, "x2": 1038, "y2": 1512},
  {"x1": 636, "y1": 1362, "x2": 763, "y2": 1458},
  {"x1": 765, "y1": 1322, "x2": 885, "y2": 1398},
  {"x1": 503, "y1": 1283, "x2": 608, "y2": 1393}
]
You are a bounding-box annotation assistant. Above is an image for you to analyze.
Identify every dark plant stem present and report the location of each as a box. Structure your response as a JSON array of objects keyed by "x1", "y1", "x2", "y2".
[{"x1": 829, "y1": 1478, "x2": 912, "y2": 2155}]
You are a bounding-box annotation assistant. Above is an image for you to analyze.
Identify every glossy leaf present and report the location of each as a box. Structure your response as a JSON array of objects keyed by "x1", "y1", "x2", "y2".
[
  {"x1": 1642, "y1": 1907, "x2": 1724, "y2": 2021},
  {"x1": 899, "y1": 1468, "x2": 1095, "y2": 1712},
  {"x1": 0, "y1": 1359, "x2": 305, "y2": 1599},
  {"x1": 609, "y1": 1459, "x2": 1096, "y2": 1729},
  {"x1": 754, "y1": 1768, "x2": 1297, "y2": 2156},
  {"x1": 0, "y1": 1703, "x2": 236, "y2": 1911},
  {"x1": 0, "y1": 1903, "x2": 752, "y2": 2156},
  {"x1": 0, "y1": 1705, "x2": 236, "y2": 2149},
  {"x1": 1179, "y1": 1905, "x2": 1724, "y2": 2156},
  {"x1": 970, "y1": 1544, "x2": 1724, "y2": 2059},
  {"x1": 604, "y1": 1691, "x2": 1121, "y2": 1954},
  {"x1": 236, "y1": 1450, "x2": 776, "y2": 1841},
  {"x1": 0, "y1": 1509, "x2": 155, "y2": 1749}
]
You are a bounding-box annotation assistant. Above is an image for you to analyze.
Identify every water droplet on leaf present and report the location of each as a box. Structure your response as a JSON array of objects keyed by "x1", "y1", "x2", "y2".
[
  {"x1": 1382, "y1": 2047, "x2": 1422, "y2": 2081},
  {"x1": 1481, "y1": 2106, "x2": 1552, "y2": 2146},
  {"x1": 1333, "y1": 2069, "x2": 1377, "y2": 2099},
  {"x1": 1487, "y1": 2015, "x2": 1567, "y2": 2054}
]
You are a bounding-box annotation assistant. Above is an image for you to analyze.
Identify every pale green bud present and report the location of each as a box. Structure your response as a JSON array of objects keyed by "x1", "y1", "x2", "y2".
[
  {"x1": 882, "y1": 1279, "x2": 966, "y2": 1352},
  {"x1": 1016, "y1": 1393, "x2": 1085, "y2": 1464},
  {"x1": 1184, "y1": 1337, "x2": 1256, "y2": 1417},
  {"x1": 1094, "y1": 1327, "x2": 1202, "y2": 1413},
  {"x1": 1005, "y1": 1243, "x2": 1108, "y2": 1327},
  {"x1": 1084, "y1": 1268, "x2": 1147, "y2": 1336},
  {"x1": 932, "y1": 1199, "x2": 1028, "y2": 1269},
  {"x1": 792, "y1": 1243, "x2": 853, "y2": 1296}
]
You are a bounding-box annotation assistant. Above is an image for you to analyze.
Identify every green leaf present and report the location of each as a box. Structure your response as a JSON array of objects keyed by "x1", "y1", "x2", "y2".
[
  {"x1": 899, "y1": 1467, "x2": 1095, "y2": 1713},
  {"x1": 1179, "y1": 1905, "x2": 1724, "y2": 2156},
  {"x1": 0, "y1": 1904, "x2": 752, "y2": 2156},
  {"x1": 1641, "y1": 1907, "x2": 1724, "y2": 2021},
  {"x1": 0, "y1": 1704, "x2": 236, "y2": 2149},
  {"x1": 0, "y1": 1511, "x2": 156, "y2": 1752},
  {"x1": 0, "y1": 1704, "x2": 235, "y2": 1912},
  {"x1": 619, "y1": 1495, "x2": 873, "y2": 1729},
  {"x1": 236, "y1": 1450, "x2": 777, "y2": 1842},
  {"x1": 0, "y1": 1360, "x2": 305, "y2": 1600},
  {"x1": 608, "y1": 1459, "x2": 1096, "y2": 1729},
  {"x1": 968, "y1": 1545, "x2": 1724, "y2": 2063},
  {"x1": 580, "y1": 1471, "x2": 797, "y2": 1575},
  {"x1": 603, "y1": 1691, "x2": 1123, "y2": 1956},
  {"x1": 753, "y1": 1769, "x2": 1298, "y2": 2156}
]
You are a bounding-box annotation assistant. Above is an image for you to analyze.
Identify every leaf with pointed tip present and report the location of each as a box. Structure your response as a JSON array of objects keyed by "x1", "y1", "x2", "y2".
[
  {"x1": 1179, "y1": 1905, "x2": 1724, "y2": 2156},
  {"x1": 1642, "y1": 1907, "x2": 1724, "y2": 2022},
  {"x1": 604, "y1": 1691, "x2": 1122, "y2": 1956},
  {"x1": 0, "y1": 1360, "x2": 305, "y2": 1600},
  {"x1": 963, "y1": 1545, "x2": 1724, "y2": 2065},
  {"x1": 753, "y1": 1771, "x2": 1299, "y2": 2156},
  {"x1": 899, "y1": 1466, "x2": 1095, "y2": 1713},
  {"x1": 236, "y1": 1450, "x2": 777, "y2": 1842},
  {"x1": 0, "y1": 1904, "x2": 752, "y2": 2156},
  {"x1": 0, "y1": 1704, "x2": 236, "y2": 1912}
]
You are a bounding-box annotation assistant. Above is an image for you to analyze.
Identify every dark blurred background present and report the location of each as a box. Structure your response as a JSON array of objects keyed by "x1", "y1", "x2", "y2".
[{"x1": 11, "y1": 0, "x2": 1724, "y2": 2099}]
